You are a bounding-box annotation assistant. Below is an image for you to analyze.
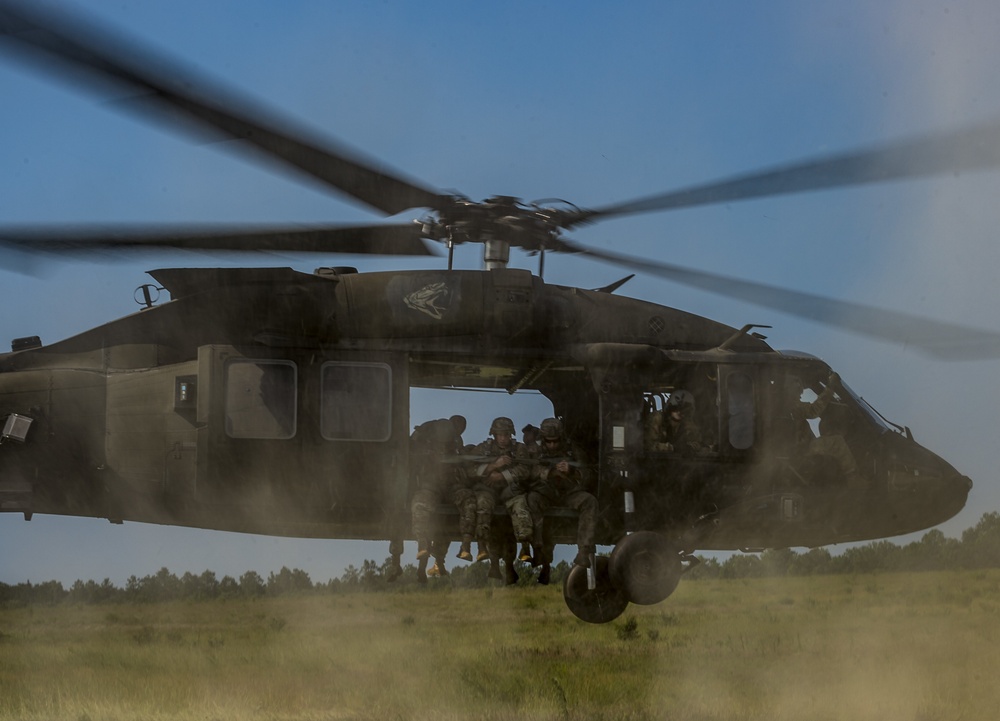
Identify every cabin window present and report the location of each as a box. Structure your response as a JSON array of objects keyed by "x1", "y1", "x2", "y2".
[
  {"x1": 224, "y1": 360, "x2": 297, "y2": 439},
  {"x1": 727, "y1": 371, "x2": 755, "y2": 449},
  {"x1": 321, "y1": 362, "x2": 392, "y2": 441}
]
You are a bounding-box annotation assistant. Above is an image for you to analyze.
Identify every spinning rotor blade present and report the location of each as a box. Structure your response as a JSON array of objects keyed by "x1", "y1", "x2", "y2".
[
  {"x1": 0, "y1": 223, "x2": 433, "y2": 261},
  {"x1": 563, "y1": 241, "x2": 1000, "y2": 361},
  {"x1": 0, "y1": 0, "x2": 444, "y2": 216},
  {"x1": 568, "y1": 122, "x2": 1000, "y2": 225}
]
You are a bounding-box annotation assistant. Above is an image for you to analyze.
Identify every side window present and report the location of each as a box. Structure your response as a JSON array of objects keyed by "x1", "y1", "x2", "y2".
[
  {"x1": 727, "y1": 371, "x2": 755, "y2": 450},
  {"x1": 225, "y1": 360, "x2": 297, "y2": 439},
  {"x1": 321, "y1": 362, "x2": 392, "y2": 441}
]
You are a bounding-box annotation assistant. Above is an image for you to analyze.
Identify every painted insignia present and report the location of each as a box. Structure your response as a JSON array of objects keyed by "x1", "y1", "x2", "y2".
[{"x1": 404, "y1": 282, "x2": 451, "y2": 320}]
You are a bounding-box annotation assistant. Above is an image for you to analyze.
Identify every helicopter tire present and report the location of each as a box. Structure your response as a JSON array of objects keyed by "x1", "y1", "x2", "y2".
[
  {"x1": 609, "y1": 531, "x2": 682, "y2": 606},
  {"x1": 562, "y1": 556, "x2": 629, "y2": 624}
]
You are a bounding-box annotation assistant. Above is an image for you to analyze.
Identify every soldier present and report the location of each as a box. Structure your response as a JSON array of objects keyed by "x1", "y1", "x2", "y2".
[
  {"x1": 525, "y1": 417, "x2": 598, "y2": 585},
  {"x1": 646, "y1": 390, "x2": 703, "y2": 454},
  {"x1": 521, "y1": 423, "x2": 541, "y2": 451},
  {"x1": 404, "y1": 415, "x2": 475, "y2": 583},
  {"x1": 467, "y1": 417, "x2": 531, "y2": 584},
  {"x1": 787, "y1": 372, "x2": 866, "y2": 488}
]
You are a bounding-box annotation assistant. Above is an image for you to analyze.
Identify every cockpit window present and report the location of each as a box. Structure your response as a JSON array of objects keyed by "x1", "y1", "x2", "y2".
[{"x1": 839, "y1": 380, "x2": 894, "y2": 434}]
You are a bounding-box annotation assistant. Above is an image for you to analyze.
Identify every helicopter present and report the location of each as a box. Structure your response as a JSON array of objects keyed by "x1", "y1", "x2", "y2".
[{"x1": 0, "y1": 1, "x2": 997, "y2": 623}]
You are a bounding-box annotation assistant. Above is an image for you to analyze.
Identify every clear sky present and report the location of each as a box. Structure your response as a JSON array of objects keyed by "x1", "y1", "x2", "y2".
[{"x1": 2, "y1": 0, "x2": 1000, "y2": 587}]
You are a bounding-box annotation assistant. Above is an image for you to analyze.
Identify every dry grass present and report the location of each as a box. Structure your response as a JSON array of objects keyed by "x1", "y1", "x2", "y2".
[{"x1": 2, "y1": 570, "x2": 999, "y2": 720}]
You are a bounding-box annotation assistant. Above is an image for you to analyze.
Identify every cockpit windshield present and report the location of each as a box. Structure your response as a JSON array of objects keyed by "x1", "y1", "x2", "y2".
[{"x1": 838, "y1": 379, "x2": 897, "y2": 434}]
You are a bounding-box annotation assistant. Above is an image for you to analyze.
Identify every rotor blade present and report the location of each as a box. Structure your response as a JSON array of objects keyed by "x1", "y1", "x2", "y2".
[
  {"x1": 0, "y1": 0, "x2": 444, "y2": 215},
  {"x1": 0, "y1": 223, "x2": 434, "y2": 258},
  {"x1": 562, "y1": 240, "x2": 1000, "y2": 360},
  {"x1": 567, "y1": 121, "x2": 1000, "y2": 225}
]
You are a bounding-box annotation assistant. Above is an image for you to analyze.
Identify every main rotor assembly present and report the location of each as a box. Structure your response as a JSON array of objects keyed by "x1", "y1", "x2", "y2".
[{"x1": 3, "y1": 0, "x2": 1000, "y2": 358}]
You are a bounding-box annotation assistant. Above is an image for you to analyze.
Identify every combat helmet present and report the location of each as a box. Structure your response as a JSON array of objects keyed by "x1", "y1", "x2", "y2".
[
  {"x1": 539, "y1": 417, "x2": 564, "y2": 440},
  {"x1": 490, "y1": 416, "x2": 515, "y2": 435},
  {"x1": 666, "y1": 390, "x2": 695, "y2": 414}
]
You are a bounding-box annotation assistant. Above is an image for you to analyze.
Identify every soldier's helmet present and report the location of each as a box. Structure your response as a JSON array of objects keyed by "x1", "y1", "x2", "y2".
[
  {"x1": 539, "y1": 417, "x2": 563, "y2": 440},
  {"x1": 666, "y1": 390, "x2": 695, "y2": 414},
  {"x1": 490, "y1": 416, "x2": 515, "y2": 435}
]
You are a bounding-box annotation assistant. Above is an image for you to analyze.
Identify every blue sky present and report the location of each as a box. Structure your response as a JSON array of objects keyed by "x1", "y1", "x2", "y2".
[{"x1": 2, "y1": 0, "x2": 1000, "y2": 587}]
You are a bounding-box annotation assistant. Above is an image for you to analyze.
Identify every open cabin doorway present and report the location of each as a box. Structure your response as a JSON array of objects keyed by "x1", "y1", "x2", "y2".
[{"x1": 409, "y1": 386, "x2": 555, "y2": 448}]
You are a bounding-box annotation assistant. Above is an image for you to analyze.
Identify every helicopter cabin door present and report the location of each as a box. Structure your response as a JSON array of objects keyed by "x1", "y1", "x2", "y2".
[{"x1": 195, "y1": 345, "x2": 409, "y2": 538}]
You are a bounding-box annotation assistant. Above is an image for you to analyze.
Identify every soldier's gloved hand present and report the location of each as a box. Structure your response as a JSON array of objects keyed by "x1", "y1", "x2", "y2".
[{"x1": 828, "y1": 372, "x2": 841, "y2": 388}]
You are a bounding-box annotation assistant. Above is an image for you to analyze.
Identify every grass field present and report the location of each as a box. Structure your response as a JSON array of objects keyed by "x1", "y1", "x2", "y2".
[{"x1": 2, "y1": 570, "x2": 999, "y2": 720}]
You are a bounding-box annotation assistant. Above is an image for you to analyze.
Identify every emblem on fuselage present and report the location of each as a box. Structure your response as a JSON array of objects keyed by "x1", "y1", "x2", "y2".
[{"x1": 404, "y1": 282, "x2": 451, "y2": 320}]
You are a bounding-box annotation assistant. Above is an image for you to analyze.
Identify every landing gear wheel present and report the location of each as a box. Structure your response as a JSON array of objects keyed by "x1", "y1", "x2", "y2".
[
  {"x1": 563, "y1": 556, "x2": 629, "y2": 624},
  {"x1": 609, "y1": 531, "x2": 682, "y2": 605}
]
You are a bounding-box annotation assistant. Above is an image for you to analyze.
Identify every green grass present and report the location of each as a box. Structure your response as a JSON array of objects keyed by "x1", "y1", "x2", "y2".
[{"x1": 2, "y1": 571, "x2": 1000, "y2": 720}]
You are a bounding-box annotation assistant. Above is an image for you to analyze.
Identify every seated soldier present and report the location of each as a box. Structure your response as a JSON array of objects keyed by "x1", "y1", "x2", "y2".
[
  {"x1": 467, "y1": 417, "x2": 531, "y2": 584},
  {"x1": 401, "y1": 415, "x2": 474, "y2": 583},
  {"x1": 524, "y1": 417, "x2": 597, "y2": 585}
]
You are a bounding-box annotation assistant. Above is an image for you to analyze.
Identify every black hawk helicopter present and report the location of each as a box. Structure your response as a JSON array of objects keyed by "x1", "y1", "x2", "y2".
[{"x1": 0, "y1": 1, "x2": 996, "y2": 622}]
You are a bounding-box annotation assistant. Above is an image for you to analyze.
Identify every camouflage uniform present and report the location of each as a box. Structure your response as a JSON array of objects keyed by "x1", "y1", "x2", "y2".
[
  {"x1": 526, "y1": 418, "x2": 597, "y2": 571},
  {"x1": 788, "y1": 372, "x2": 863, "y2": 487},
  {"x1": 469, "y1": 418, "x2": 532, "y2": 541},
  {"x1": 646, "y1": 391, "x2": 703, "y2": 454},
  {"x1": 407, "y1": 416, "x2": 473, "y2": 580},
  {"x1": 468, "y1": 417, "x2": 531, "y2": 581}
]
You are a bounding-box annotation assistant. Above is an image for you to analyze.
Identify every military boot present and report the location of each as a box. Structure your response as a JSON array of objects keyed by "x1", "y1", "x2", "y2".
[
  {"x1": 416, "y1": 556, "x2": 429, "y2": 584},
  {"x1": 572, "y1": 545, "x2": 595, "y2": 568},
  {"x1": 416, "y1": 541, "x2": 430, "y2": 562},
  {"x1": 537, "y1": 562, "x2": 551, "y2": 586},
  {"x1": 427, "y1": 560, "x2": 449, "y2": 577},
  {"x1": 504, "y1": 561, "x2": 519, "y2": 586},
  {"x1": 518, "y1": 542, "x2": 533, "y2": 563},
  {"x1": 456, "y1": 536, "x2": 473, "y2": 562},
  {"x1": 475, "y1": 540, "x2": 490, "y2": 563}
]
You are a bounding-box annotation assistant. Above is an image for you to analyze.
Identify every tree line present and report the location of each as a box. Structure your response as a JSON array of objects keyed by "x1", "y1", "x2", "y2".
[{"x1": 3, "y1": 511, "x2": 1000, "y2": 607}]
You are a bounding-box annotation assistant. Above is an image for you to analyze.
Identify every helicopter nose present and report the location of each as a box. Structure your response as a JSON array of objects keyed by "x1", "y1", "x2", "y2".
[{"x1": 884, "y1": 465, "x2": 972, "y2": 533}]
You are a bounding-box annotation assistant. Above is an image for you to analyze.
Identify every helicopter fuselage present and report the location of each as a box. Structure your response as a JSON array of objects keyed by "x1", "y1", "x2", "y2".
[{"x1": 0, "y1": 267, "x2": 971, "y2": 555}]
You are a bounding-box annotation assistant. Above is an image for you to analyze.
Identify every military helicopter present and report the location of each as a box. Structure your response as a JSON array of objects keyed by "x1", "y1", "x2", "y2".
[{"x1": 0, "y1": 1, "x2": 997, "y2": 623}]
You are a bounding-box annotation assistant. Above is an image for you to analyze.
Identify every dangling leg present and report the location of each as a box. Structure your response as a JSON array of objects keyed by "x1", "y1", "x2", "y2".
[
  {"x1": 565, "y1": 490, "x2": 598, "y2": 568},
  {"x1": 474, "y1": 486, "x2": 496, "y2": 562},
  {"x1": 453, "y1": 487, "x2": 476, "y2": 562},
  {"x1": 428, "y1": 538, "x2": 450, "y2": 577},
  {"x1": 387, "y1": 537, "x2": 403, "y2": 582}
]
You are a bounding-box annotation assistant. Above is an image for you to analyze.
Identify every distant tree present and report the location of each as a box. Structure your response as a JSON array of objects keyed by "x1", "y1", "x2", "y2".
[
  {"x1": 720, "y1": 553, "x2": 764, "y2": 579},
  {"x1": 359, "y1": 560, "x2": 380, "y2": 588},
  {"x1": 789, "y1": 547, "x2": 833, "y2": 576},
  {"x1": 239, "y1": 570, "x2": 266, "y2": 598},
  {"x1": 138, "y1": 567, "x2": 183, "y2": 602},
  {"x1": 219, "y1": 575, "x2": 239, "y2": 598},
  {"x1": 340, "y1": 564, "x2": 360, "y2": 586},
  {"x1": 960, "y1": 512, "x2": 1000, "y2": 568},
  {"x1": 68, "y1": 578, "x2": 119, "y2": 604},
  {"x1": 760, "y1": 548, "x2": 796, "y2": 577},
  {"x1": 0, "y1": 580, "x2": 68, "y2": 606},
  {"x1": 267, "y1": 566, "x2": 312, "y2": 595},
  {"x1": 180, "y1": 570, "x2": 219, "y2": 600},
  {"x1": 31, "y1": 580, "x2": 68, "y2": 605},
  {"x1": 684, "y1": 556, "x2": 721, "y2": 580}
]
